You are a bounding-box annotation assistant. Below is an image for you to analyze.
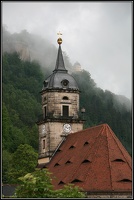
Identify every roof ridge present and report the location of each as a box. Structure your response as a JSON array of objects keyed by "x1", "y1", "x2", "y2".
[
  {"x1": 50, "y1": 71, "x2": 56, "y2": 87},
  {"x1": 105, "y1": 124, "x2": 113, "y2": 191},
  {"x1": 84, "y1": 125, "x2": 105, "y2": 161},
  {"x1": 68, "y1": 123, "x2": 106, "y2": 137},
  {"x1": 106, "y1": 125, "x2": 132, "y2": 169},
  {"x1": 78, "y1": 125, "x2": 105, "y2": 188}
]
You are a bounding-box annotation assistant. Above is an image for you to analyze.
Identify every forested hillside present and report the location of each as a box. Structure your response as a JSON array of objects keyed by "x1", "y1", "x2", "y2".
[
  {"x1": 72, "y1": 70, "x2": 132, "y2": 154},
  {"x1": 2, "y1": 27, "x2": 132, "y2": 184}
]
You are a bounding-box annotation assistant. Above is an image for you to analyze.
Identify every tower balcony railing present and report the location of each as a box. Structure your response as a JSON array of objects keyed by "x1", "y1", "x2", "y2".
[{"x1": 37, "y1": 113, "x2": 84, "y2": 123}]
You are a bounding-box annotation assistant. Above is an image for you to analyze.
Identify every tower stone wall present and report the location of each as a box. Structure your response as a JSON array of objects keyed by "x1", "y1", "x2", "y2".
[
  {"x1": 41, "y1": 90, "x2": 79, "y2": 118},
  {"x1": 37, "y1": 37, "x2": 84, "y2": 164},
  {"x1": 38, "y1": 121, "x2": 83, "y2": 164}
]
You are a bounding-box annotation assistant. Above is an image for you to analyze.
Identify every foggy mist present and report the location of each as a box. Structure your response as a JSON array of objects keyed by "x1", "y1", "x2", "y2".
[{"x1": 2, "y1": 2, "x2": 132, "y2": 99}]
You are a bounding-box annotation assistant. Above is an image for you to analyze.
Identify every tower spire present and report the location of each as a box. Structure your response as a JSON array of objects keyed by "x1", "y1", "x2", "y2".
[{"x1": 54, "y1": 32, "x2": 67, "y2": 71}]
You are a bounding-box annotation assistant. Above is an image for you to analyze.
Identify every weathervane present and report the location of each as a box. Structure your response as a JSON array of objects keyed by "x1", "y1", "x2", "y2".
[{"x1": 57, "y1": 31, "x2": 62, "y2": 45}]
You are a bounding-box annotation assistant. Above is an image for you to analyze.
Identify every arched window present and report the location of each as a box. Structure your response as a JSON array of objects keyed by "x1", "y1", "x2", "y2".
[{"x1": 63, "y1": 96, "x2": 69, "y2": 100}]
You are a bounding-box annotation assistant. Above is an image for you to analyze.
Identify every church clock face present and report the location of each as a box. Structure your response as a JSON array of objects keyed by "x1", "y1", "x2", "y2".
[
  {"x1": 42, "y1": 125, "x2": 46, "y2": 133},
  {"x1": 63, "y1": 124, "x2": 71, "y2": 133}
]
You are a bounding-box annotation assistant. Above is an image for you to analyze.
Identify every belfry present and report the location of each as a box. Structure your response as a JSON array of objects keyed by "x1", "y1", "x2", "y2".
[{"x1": 37, "y1": 34, "x2": 84, "y2": 165}]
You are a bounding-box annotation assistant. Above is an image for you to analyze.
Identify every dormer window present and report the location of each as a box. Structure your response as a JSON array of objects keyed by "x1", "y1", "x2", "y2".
[
  {"x1": 82, "y1": 159, "x2": 91, "y2": 163},
  {"x1": 71, "y1": 179, "x2": 82, "y2": 183},
  {"x1": 54, "y1": 163, "x2": 60, "y2": 167},
  {"x1": 65, "y1": 160, "x2": 72, "y2": 164},
  {"x1": 61, "y1": 79, "x2": 69, "y2": 88},
  {"x1": 69, "y1": 145, "x2": 75, "y2": 149},
  {"x1": 112, "y1": 159, "x2": 125, "y2": 162},
  {"x1": 118, "y1": 179, "x2": 132, "y2": 182},
  {"x1": 58, "y1": 181, "x2": 65, "y2": 185},
  {"x1": 84, "y1": 141, "x2": 89, "y2": 146}
]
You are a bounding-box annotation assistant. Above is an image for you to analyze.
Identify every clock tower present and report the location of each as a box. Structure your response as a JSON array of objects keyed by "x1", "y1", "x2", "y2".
[{"x1": 37, "y1": 35, "x2": 84, "y2": 164}]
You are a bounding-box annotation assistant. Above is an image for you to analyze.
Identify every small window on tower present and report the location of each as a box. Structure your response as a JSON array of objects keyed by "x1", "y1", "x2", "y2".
[
  {"x1": 44, "y1": 106, "x2": 47, "y2": 118},
  {"x1": 61, "y1": 79, "x2": 69, "y2": 87},
  {"x1": 63, "y1": 96, "x2": 69, "y2": 100},
  {"x1": 63, "y1": 105, "x2": 69, "y2": 117},
  {"x1": 43, "y1": 139, "x2": 45, "y2": 149},
  {"x1": 43, "y1": 81, "x2": 48, "y2": 87}
]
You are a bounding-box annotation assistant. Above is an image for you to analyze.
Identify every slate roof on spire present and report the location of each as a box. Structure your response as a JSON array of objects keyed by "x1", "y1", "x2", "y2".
[
  {"x1": 54, "y1": 45, "x2": 67, "y2": 72},
  {"x1": 46, "y1": 124, "x2": 132, "y2": 192},
  {"x1": 42, "y1": 43, "x2": 79, "y2": 91}
]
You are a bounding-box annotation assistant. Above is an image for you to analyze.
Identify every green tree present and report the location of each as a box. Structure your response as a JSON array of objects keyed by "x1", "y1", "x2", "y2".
[
  {"x1": 8, "y1": 144, "x2": 38, "y2": 183},
  {"x1": 2, "y1": 150, "x2": 13, "y2": 183},
  {"x1": 56, "y1": 184, "x2": 86, "y2": 198},
  {"x1": 2, "y1": 102, "x2": 11, "y2": 150},
  {"x1": 14, "y1": 168, "x2": 86, "y2": 198}
]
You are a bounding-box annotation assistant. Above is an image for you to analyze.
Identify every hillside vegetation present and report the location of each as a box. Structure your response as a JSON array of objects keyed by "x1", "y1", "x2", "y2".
[{"x1": 2, "y1": 27, "x2": 132, "y2": 184}]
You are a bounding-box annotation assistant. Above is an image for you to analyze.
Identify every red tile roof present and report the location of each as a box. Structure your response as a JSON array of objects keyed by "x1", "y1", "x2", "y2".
[{"x1": 46, "y1": 124, "x2": 132, "y2": 192}]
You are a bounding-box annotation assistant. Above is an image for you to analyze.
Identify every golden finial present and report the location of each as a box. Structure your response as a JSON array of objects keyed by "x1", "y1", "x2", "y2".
[{"x1": 57, "y1": 31, "x2": 62, "y2": 45}]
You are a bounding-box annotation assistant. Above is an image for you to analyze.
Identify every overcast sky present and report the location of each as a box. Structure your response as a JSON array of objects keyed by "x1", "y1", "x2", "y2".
[{"x1": 2, "y1": 1, "x2": 132, "y2": 99}]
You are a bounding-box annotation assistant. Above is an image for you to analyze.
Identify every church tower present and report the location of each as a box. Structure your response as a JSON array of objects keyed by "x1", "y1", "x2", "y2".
[{"x1": 37, "y1": 35, "x2": 84, "y2": 164}]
